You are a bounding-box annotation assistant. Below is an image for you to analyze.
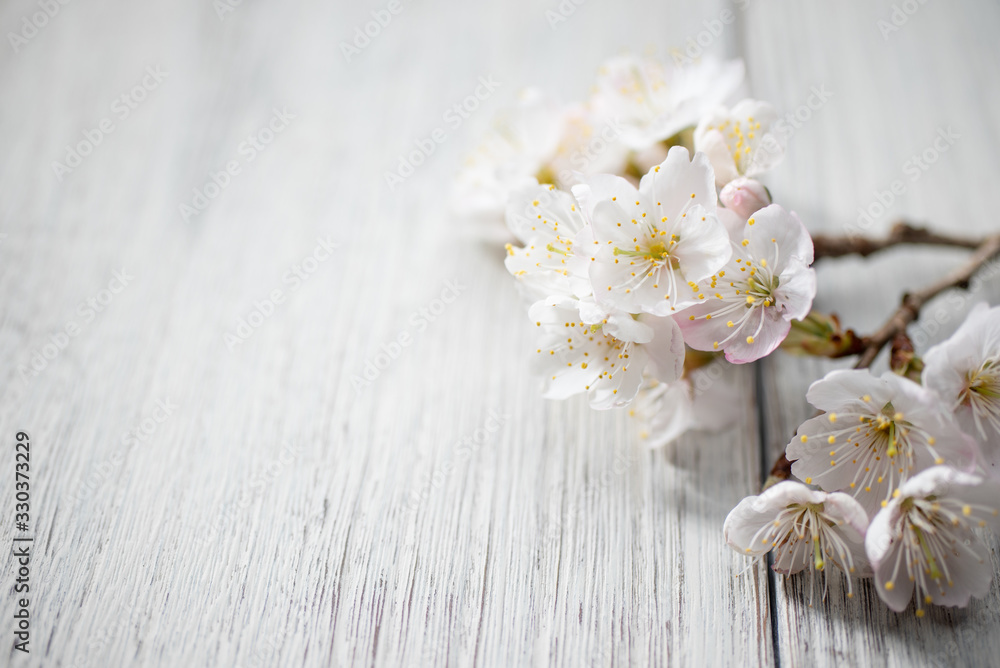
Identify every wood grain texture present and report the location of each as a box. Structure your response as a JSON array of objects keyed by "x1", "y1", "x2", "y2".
[{"x1": 0, "y1": 0, "x2": 997, "y2": 666}]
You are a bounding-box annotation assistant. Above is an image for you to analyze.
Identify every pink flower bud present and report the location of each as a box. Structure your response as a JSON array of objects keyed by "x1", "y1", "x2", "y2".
[{"x1": 720, "y1": 177, "x2": 771, "y2": 220}]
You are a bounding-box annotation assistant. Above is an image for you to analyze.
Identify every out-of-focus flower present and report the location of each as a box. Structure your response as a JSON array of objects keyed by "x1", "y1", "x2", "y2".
[
  {"x1": 786, "y1": 369, "x2": 979, "y2": 515},
  {"x1": 528, "y1": 295, "x2": 684, "y2": 409},
  {"x1": 678, "y1": 205, "x2": 816, "y2": 363},
  {"x1": 865, "y1": 466, "x2": 1000, "y2": 615},
  {"x1": 694, "y1": 99, "x2": 784, "y2": 188},
  {"x1": 923, "y1": 302, "x2": 1000, "y2": 473},
  {"x1": 724, "y1": 481, "x2": 870, "y2": 595},
  {"x1": 590, "y1": 54, "x2": 745, "y2": 152},
  {"x1": 451, "y1": 89, "x2": 569, "y2": 217},
  {"x1": 503, "y1": 184, "x2": 592, "y2": 301},
  {"x1": 573, "y1": 147, "x2": 731, "y2": 316},
  {"x1": 627, "y1": 358, "x2": 742, "y2": 449},
  {"x1": 452, "y1": 91, "x2": 629, "y2": 219}
]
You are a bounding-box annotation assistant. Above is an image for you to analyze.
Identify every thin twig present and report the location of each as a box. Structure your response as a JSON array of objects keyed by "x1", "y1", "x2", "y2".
[
  {"x1": 853, "y1": 233, "x2": 1000, "y2": 367},
  {"x1": 765, "y1": 233, "x2": 1000, "y2": 487},
  {"x1": 813, "y1": 221, "x2": 980, "y2": 259}
]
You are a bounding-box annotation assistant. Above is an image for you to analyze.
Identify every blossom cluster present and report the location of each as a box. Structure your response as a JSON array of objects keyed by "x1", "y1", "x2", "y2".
[
  {"x1": 727, "y1": 304, "x2": 1000, "y2": 615},
  {"x1": 454, "y1": 53, "x2": 817, "y2": 445},
  {"x1": 455, "y1": 52, "x2": 1000, "y2": 617}
]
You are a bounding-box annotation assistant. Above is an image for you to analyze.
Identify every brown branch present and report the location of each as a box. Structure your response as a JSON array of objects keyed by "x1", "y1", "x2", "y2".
[
  {"x1": 813, "y1": 221, "x2": 980, "y2": 259},
  {"x1": 853, "y1": 233, "x2": 1000, "y2": 367},
  {"x1": 764, "y1": 232, "x2": 1000, "y2": 489}
]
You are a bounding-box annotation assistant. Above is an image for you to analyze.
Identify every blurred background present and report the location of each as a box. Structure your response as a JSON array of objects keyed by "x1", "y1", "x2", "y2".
[{"x1": 3, "y1": 1, "x2": 1000, "y2": 666}]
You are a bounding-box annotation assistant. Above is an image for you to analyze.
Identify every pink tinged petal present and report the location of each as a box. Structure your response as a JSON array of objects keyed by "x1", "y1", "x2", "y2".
[
  {"x1": 774, "y1": 264, "x2": 816, "y2": 321},
  {"x1": 744, "y1": 205, "x2": 814, "y2": 265},
  {"x1": 721, "y1": 315, "x2": 790, "y2": 364},
  {"x1": 676, "y1": 300, "x2": 789, "y2": 363},
  {"x1": 720, "y1": 177, "x2": 771, "y2": 220}
]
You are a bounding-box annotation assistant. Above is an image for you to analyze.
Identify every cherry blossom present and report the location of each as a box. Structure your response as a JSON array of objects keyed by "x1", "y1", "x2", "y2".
[
  {"x1": 528, "y1": 295, "x2": 684, "y2": 409},
  {"x1": 725, "y1": 481, "x2": 870, "y2": 595},
  {"x1": 786, "y1": 369, "x2": 979, "y2": 515},
  {"x1": 678, "y1": 205, "x2": 816, "y2": 363},
  {"x1": 865, "y1": 466, "x2": 1000, "y2": 615},
  {"x1": 573, "y1": 147, "x2": 732, "y2": 316},
  {"x1": 590, "y1": 54, "x2": 745, "y2": 151},
  {"x1": 694, "y1": 99, "x2": 784, "y2": 188},
  {"x1": 923, "y1": 302, "x2": 1000, "y2": 474}
]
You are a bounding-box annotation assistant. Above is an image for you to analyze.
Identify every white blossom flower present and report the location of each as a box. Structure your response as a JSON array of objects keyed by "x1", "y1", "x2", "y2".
[
  {"x1": 528, "y1": 296, "x2": 684, "y2": 409},
  {"x1": 545, "y1": 106, "x2": 630, "y2": 188},
  {"x1": 627, "y1": 360, "x2": 742, "y2": 448},
  {"x1": 503, "y1": 184, "x2": 592, "y2": 301},
  {"x1": 865, "y1": 466, "x2": 1000, "y2": 615},
  {"x1": 451, "y1": 88, "x2": 569, "y2": 217},
  {"x1": 694, "y1": 99, "x2": 784, "y2": 188},
  {"x1": 452, "y1": 91, "x2": 628, "y2": 219},
  {"x1": 678, "y1": 205, "x2": 816, "y2": 363},
  {"x1": 923, "y1": 302, "x2": 1000, "y2": 473},
  {"x1": 724, "y1": 481, "x2": 870, "y2": 595},
  {"x1": 590, "y1": 54, "x2": 745, "y2": 151},
  {"x1": 572, "y1": 147, "x2": 732, "y2": 316},
  {"x1": 786, "y1": 369, "x2": 979, "y2": 515}
]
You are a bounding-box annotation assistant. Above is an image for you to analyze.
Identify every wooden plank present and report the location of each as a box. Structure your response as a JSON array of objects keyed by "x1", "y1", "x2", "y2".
[
  {"x1": 0, "y1": 0, "x2": 778, "y2": 666},
  {"x1": 746, "y1": 0, "x2": 1000, "y2": 665}
]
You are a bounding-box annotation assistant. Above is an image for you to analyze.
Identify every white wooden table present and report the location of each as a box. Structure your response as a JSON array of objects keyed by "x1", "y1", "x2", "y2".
[{"x1": 3, "y1": 1, "x2": 1000, "y2": 666}]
